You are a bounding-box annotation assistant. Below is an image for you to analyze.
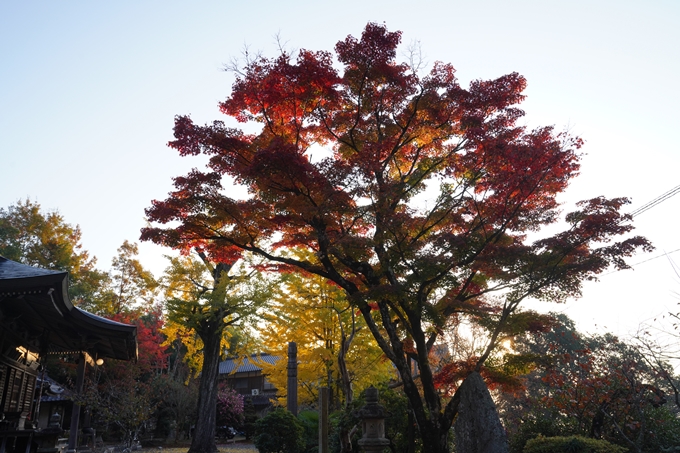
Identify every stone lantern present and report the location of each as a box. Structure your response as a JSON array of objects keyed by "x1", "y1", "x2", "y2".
[{"x1": 355, "y1": 386, "x2": 390, "y2": 452}]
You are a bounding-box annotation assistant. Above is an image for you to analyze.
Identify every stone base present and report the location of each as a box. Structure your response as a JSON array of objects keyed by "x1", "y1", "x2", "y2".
[{"x1": 358, "y1": 438, "x2": 390, "y2": 452}]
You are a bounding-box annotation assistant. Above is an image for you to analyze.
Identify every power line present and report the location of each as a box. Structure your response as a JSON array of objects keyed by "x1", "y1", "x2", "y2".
[
  {"x1": 601, "y1": 248, "x2": 680, "y2": 276},
  {"x1": 629, "y1": 248, "x2": 679, "y2": 269},
  {"x1": 631, "y1": 184, "x2": 680, "y2": 217},
  {"x1": 543, "y1": 184, "x2": 680, "y2": 277},
  {"x1": 599, "y1": 184, "x2": 680, "y2": 275}
]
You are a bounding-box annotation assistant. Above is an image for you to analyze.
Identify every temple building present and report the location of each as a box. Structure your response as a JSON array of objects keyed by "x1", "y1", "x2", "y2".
[
  {"x1": 0, "y1": 257, "x2": 137, "y2": 453},
  {"x1": 218, "y1": 354, "x2": 278, "y2": 415}
]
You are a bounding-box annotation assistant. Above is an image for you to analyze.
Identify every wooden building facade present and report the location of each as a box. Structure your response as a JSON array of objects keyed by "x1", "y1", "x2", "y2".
[{"x1": 0, "y1": 257, "x2": 137, "y2": 453}]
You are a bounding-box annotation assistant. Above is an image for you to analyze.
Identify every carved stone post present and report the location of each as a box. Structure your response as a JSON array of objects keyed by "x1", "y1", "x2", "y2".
[
  {"x1": 356, "y1": 386, "x2": 390, "y2": 452},
  {"x1": 287, "y1": 342, "x2": 298, "y2": 416}
]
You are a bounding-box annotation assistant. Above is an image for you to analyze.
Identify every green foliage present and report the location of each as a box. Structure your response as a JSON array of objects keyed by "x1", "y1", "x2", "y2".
[
  {"x1": 103, "y1": 240, "x2": 159, "y2": 315},
  {"x1": 162, "y1": 252, "x2": 270, "y2": 453},
  {"x1": 80, "y1": 312, "x2": 169, "y2": 445},
  {"x1": 639, "y1": 406, "x2": 680, "y2": 453},
  {"x1": 329, "y1": 401, "x2": 360, "y2": 453},
  {"x1": 163, "y1": 253, "x2": 267, "y2": 351},
  {"x1": 150, "y1": 374, "x2": 198, "y2": 441},
  {"x1": 82, "y1": 366, "x2": 155, "y2": 447},
  {"x1": 160, "y1": 252, "x2": 269, "y2": 401},
  {"x1": 254, "y1": 408, "x2": 305, "y2": 453},
  {"x1": 376, "y1": 385, "x2": 416, "y2": 453},
  {"x1": 242, "y1": 397, "x2": 258, "y2": 440},
  {"x1": 297, "y1": 410, "x2": 319, "y2": 452},
  {"x1": 509, "y1": 417, "x2": 567, "y2": 453},
  {"x1": 0, "y1": 199, "x2": 109, "y2": 307},
  {"x1": 523, "y1": 435, "x2": 626, "y2": 453},
  {"x1": 0, "y1": 201, "x2": 158, "y2": 316},
  {"x1": 0, "y1": 199, "x2": 82, "y2": 267}
]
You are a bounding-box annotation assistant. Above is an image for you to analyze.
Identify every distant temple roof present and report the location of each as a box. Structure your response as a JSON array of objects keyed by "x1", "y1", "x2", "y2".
[
  {"x1": 0, "y1": 257, "x2": 64, "y2": 279},
  {"x1": 219, "y1": 353, "x2": 279, "y2": 375},
  {"x1": 0, "y1": 256, "x2": 137, "y2": 361}
]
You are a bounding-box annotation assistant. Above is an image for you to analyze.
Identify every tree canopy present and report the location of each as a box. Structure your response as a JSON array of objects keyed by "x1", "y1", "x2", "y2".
[
  {"x1": 0, "y1": 199, "x2": 110, "y2": 306},
  {"x1": 142, "y1": 23, "x2": 652, "y2": 452}
]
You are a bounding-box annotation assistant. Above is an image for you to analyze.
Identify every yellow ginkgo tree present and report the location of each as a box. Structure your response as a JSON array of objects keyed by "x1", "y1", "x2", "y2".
[
  {"x1": 258, "y1": 250, "x2": 393, "y2": 410},
  {"x1": 162, "y1": 251, "x2": 269, "y2": 453}
]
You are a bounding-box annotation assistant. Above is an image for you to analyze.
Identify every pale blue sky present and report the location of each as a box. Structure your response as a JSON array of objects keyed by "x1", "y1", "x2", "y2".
[{"x1": 1, "y1": 1, "x2": 679, "y2": 337}]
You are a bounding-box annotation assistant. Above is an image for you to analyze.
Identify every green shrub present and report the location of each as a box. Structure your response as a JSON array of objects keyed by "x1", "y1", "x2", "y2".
[
  {"x1": 508, "y1": 416, "x2": 566, "y2": 453},
  {"x1": 254, "y1": 407, "x2": 305, "y2": 453},
  {"x1": 638, "y1": 406, "x2": 680, "y2": 452},
  {"x1": 298, "y1": 410, "x2": 319, "y2": 451},
  {"x1": 523, "y1": 435, "x2": 626, "y2": 453},
  {"x1": 242, "y1": 397, "x2": 258, "y2": 440},
  {"x1": 329, "y1": 403, "x2": 360, "y2": 453}
]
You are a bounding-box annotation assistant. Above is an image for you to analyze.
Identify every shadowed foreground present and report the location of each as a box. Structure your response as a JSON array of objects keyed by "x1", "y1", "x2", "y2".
[{"x1": 138, "y1": 446, "x2": 256, "y2": 453}]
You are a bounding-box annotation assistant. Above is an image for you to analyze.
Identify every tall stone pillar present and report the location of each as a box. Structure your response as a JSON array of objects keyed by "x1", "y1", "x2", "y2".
[{"x1": 287, "y1": 342, "x2": 298, "y2": 415}]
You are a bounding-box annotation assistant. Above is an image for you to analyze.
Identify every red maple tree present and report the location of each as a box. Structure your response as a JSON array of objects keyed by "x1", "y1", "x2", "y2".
[
  {"x1": 109, "y1": 310, "x2": 167, "y2": 376},
  {"x1": 142, "y1": 23, "x2": 651, "y2": 452}
]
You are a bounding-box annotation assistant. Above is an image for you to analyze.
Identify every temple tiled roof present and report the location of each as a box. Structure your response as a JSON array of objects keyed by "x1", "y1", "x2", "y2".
[
  {"x1": 219, "y1": 353, "x2": 279, "y2": 375},
  {"x1": 0, "y1": 256, "x2": 64, "y2": 279}
]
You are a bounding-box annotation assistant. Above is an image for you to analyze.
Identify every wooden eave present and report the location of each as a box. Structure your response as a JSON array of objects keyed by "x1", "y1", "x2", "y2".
[{"x1": 0, "y1": 256, "x2": 137, "y2": 361}]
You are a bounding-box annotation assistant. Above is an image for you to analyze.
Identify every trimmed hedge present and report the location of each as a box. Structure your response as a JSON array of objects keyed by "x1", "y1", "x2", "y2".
[{"x1": 523, "y1": 435, "x2": 626, "y2": 453}]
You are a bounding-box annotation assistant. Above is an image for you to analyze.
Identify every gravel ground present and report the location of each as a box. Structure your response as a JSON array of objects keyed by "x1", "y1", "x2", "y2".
[
  {"x1": 217, "y1": 446, "x2": 258, "y2": 452},
  {"x1": 139, "y1": 444, "x2": 257, "y2": 453}
]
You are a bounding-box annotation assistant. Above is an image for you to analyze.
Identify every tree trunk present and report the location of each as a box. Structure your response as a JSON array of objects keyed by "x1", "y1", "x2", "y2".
[
  {"x1": 419, "y1": 424, "x2": 450, "y2": 453},
  {"x1": 454, "y1": 372, "x2": 508, "y2": 453},
  {"x1": 338, "y1": 316, "x2": 356, "y2": 453},
  {"x1": 406, "y1": 402, "x2": 415, "y2": 453},
  {"x1": 397, "y1": 371, "x2": 450, "y2": 453},
  {"x1": 188, "y1": 326, "x2": 222, "y2": 453},
  {"x1": 338, "y1": 333, "x2": 354, "y2": 406},
  {"x1": 356, "y1": 301, "x2": 453, "y2": 453}
]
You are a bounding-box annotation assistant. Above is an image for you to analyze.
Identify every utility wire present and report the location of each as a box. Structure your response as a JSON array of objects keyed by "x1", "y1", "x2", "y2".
[
  {"x1": 601, "y1": 184, "x2": 680, "y2": 275},
  {"x1": 623, "y1": 248, "x2": 680, "y2": 270},
  {"x1": 630, "y1": 184, "x2": 680, "y2": 217},
  {"x1": 601, "y1": 248, "x2": 680, "y2": 276}
]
